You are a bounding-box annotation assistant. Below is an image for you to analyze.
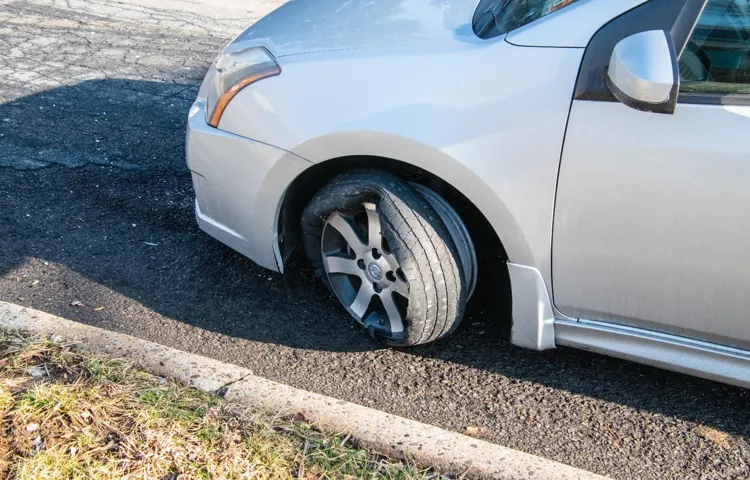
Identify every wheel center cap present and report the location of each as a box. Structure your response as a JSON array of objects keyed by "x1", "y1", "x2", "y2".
[{"x1": 367, "y1": 263, "x2": 383, "y2": 280}]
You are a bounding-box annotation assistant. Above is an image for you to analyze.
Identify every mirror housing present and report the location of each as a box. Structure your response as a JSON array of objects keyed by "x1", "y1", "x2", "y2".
[{"x1": 606, "y1": 30, "x2": 679, "y2": 115}]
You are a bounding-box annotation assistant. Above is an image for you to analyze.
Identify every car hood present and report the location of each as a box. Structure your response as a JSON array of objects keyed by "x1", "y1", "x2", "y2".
[{"x1": 231, "y1": 0, "x2": 482, "y2": 57}]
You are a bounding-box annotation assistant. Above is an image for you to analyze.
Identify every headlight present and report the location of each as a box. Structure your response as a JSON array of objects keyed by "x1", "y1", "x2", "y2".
[{"x1": 206, "y1": 46, "x2": 281, "y2": 127}]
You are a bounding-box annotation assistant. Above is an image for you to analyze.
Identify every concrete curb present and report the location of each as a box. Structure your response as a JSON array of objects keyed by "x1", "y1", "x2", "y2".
[{"x1": 0, "y1": 301, "x2": 608, "y2": 480}]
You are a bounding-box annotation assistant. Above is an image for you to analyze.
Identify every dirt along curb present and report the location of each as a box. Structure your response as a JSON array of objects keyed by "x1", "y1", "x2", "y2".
[{"x1": 0, "y1": 300, "x2": 608, "y2": 480}]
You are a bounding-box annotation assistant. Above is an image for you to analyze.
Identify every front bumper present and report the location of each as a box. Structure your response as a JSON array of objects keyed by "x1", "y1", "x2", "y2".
[{"x1": 186, "y1": 100, "x2": 311, "y2": 272}]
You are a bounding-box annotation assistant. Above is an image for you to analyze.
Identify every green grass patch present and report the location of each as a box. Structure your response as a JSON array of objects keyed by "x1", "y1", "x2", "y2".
[{"x1": 0, "y1": 330, "x2": 451, "y2": 479}]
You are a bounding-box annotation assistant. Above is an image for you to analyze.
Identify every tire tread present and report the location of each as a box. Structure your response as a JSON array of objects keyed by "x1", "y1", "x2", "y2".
[{"x1": 300, "y1": 169, "x2": 467, "y2": 346}]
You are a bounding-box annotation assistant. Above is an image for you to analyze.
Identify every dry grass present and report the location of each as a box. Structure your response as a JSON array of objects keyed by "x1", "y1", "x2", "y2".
[
  {"x1": 693, "y1": 425, "x2": 731, "y2": 449},
  {"x1": 0, "y1": 330, "x2": 450, "y2": 480}
]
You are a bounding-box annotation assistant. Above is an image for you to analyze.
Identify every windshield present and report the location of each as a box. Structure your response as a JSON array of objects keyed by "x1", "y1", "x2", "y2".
[{"x1": 473, "y1": 0, "x2": 581, "y2": 39}]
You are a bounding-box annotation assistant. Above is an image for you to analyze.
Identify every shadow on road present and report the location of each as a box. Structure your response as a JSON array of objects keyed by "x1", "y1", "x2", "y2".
[{"x1": 0, "y1": 79, "x2": 747, "y2": 442}]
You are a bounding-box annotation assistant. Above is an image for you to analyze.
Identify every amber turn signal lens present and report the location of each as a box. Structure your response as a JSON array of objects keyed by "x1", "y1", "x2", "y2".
[
  {"x1": 207, "y1": 65, "x2": 280, "y2": 127},
  {"x1": 205, "y1": 46, "x2": 280, "y2": 127}
]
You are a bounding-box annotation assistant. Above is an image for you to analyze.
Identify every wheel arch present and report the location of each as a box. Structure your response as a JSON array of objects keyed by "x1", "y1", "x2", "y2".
[
  {"x1": 281, "y1": 131, "x2": 534, "y2": 268},
  {"x1": 277, "y1": 133, "x2": 555, "y2": 348},
  {"x1": 278, "y1": 153, "x2": 513, "y2": 332},
  {"x1": 277, "y1": 148, "x2": 522, "y2": 336}
]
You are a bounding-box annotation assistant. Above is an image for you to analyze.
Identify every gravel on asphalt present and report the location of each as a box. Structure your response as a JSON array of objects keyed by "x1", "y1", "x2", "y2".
[{"x1": 1, "y1": 1, "x2": 748, "y2": 479}]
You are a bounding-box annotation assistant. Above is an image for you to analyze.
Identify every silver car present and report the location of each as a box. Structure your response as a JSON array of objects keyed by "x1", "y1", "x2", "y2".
[{"x1": 186, "y1": 0, "x2": 750, "y2": 387}]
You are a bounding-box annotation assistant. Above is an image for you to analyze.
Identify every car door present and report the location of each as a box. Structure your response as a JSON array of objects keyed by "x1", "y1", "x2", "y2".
[{"x1": 552, "y1": 0, "x2": 750, "y2": 349}]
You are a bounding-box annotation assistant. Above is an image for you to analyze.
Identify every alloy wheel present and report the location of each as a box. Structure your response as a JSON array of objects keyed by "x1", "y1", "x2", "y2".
[{"x1": 321, "y1": 202, "x2": 409, "y2": 337}]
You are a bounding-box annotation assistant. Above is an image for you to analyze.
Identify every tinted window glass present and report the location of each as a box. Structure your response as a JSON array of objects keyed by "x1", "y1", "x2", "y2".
[
  {"x1": 679, "y1": 0, "x2": 750, "y2": 94},
  {"x1": 474, "y1": 0, "x2": 580, "y2": 39},
  {"x1": 497, "y1": 0, "x2": 579, "y2": 32}
]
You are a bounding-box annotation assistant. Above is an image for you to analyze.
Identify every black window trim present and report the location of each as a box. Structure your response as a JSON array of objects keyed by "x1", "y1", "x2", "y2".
[
  {"x1": 678, "y1": 91, "x2": 750, "y2": 106},
  {"x1": 574, "y1": 0, "x2": 750, "y2": 108}
]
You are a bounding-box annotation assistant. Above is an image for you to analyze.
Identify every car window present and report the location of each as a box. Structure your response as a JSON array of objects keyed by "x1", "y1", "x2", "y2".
[
  {"x1": 679, "y1": 0, "x2": 750, "y2": 95},
  {"x1": 473, "y1": 0, "x2": 581, "y2": 39}
]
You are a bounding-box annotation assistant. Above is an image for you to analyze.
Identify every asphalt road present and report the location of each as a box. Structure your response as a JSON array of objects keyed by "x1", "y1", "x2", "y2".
[{"x1": 1, "y1": 1, "x2": 748, "y2": 479}]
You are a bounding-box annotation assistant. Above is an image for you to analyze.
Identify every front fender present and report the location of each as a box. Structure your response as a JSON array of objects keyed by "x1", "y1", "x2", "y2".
[
  {"x1": 217, "y1": 42, "x2": 584, "y2": 283},
  {"x1": 290, "y1": 130, "x2": 534, "y2": 268}
]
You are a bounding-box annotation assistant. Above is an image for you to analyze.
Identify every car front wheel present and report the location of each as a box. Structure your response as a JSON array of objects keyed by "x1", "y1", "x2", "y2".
[{"x1": 301, "y1": 170, "x2": 475, "y2": 346}]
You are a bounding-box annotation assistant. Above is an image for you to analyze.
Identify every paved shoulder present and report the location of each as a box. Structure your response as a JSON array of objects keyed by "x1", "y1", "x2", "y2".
[
  {"x1": 1, "y1": 2, "x2": 748, "y2": 480},
  {"x1": 0, "y1": 301, "x2": 608, "y2": 480}
]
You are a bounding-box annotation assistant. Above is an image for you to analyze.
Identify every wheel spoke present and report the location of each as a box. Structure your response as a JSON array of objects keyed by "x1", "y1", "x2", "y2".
[
  {"x1": 392, "y1": 279, "x2": 409, "y2": 297},
  {"x1": 364, "y1": 203, "x2": 382, "y2": 250},
  {"x1": 327, "y1": 212, "x2": 365, "y2": 255},
  {"x1": 323, "y1": 255, "x2": 361, "y2": 276},
  {"x1": 350, "y1": 283, "x2": 374, "y2": 318},
  {"x1": 381, "y1": 293, "x2": 405, "y2": 334}
]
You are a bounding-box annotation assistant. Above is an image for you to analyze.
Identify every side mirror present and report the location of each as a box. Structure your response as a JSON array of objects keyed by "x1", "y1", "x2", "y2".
[{"x1": 606, "y1": 30, "x2": 679, "y2": 115}]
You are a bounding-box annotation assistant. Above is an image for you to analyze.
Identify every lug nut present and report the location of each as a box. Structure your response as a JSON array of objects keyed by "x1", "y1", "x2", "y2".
[{"x1": 373, "y1": 283, "x2": 383, "y2": 293}]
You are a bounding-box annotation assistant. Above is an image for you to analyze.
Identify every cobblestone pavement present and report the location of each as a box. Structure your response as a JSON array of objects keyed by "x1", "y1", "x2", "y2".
[{"x1": 1, "y1": 1, "x2": 749, "y2": 479}]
